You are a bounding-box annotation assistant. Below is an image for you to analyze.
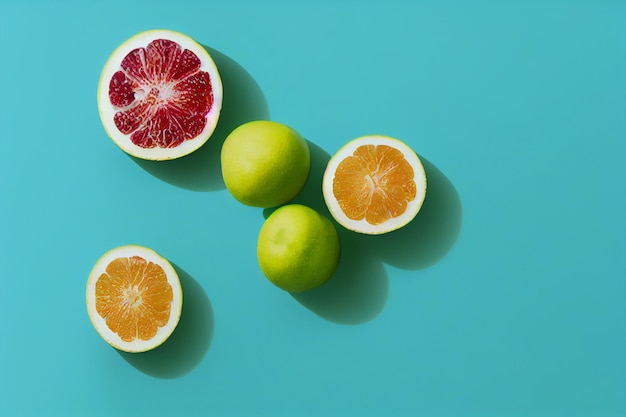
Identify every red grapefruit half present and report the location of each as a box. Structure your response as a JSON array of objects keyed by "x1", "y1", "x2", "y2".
[{"x1": 97, "y1": 30, "x2": 223, "y2": 160}]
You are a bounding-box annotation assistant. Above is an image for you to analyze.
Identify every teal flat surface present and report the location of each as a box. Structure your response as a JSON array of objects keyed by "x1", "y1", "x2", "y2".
[{"x1": 1, "y1": 1, "x2": 625, "y2": 416}]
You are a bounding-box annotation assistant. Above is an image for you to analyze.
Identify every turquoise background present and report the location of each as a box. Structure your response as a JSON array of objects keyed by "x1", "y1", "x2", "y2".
[{"x1": 1, "y1": 0, "x2": 625, "y2": 416}]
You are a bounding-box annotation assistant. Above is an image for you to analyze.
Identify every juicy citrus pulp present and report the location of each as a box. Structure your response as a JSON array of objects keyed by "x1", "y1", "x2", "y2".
[
  {"x1": 221, "y1": 121, "x2": 310, "y2": 208},
  {"x1": 323, "y1": 135, "x2": 427, "y2": 235},
  {"x1": 257, "y1": 204, "x2": 340, "y2": 292},
  {"x1": 86, "y1": 245, "x2": 183, "y2": 353},
  {"x1": 97, "y1": 30, "x2": 223, "y2": 160}
]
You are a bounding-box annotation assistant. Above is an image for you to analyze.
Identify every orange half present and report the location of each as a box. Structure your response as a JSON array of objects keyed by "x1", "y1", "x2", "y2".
[
  {"x1": 323, "y1": 135, "x2": 427, "y2": 234},
  {"x1": 86, "y1": 245, "x2": 183, "y2": 352}
]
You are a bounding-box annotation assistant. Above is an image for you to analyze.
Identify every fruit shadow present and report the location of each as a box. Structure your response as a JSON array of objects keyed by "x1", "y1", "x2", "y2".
[
  {"x1": 363, "y1": 157, "x2": 463, "y2": 270},
  {"x1": 130, "y1": 46, "x2": 270, "y2": 191},
  {"x1": 118, "y1": 264, "x2": 214, "y2": 379},
  {"x1": 291, "y1": 230, "x2": 389, "y2": 325},
  {"x1": 270, "y1": 142, "x2": 462, "y2": 323},
  {"x1": 263, "y1": 141, "x2": 389, "y2": 325}
]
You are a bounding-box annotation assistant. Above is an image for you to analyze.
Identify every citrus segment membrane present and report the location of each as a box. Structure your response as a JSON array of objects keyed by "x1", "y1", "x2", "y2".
[
  {"x1": 109, "y1": 39, "x2": 214, "y2": 149},
  {"x1": 323, "y1": 135, "x2": 427, "y2": 235},
  {"x1": 333, "y1": 144, "x2": 417, "y2": 226},
  {"x1": 95, "y1": 256, "x2": 173, "y2": 342},
  {"x1": 97, "y1": 30, "x2": 223, "y2": 160},
  {"x1": 86, "y1": 245, "x2": 183, "y2": 353}
]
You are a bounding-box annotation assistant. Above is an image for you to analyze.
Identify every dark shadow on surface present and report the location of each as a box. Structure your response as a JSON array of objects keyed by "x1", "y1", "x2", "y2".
[
  {"x1": 291, "y1": 230, "x2": 389, "y2": 325},
  {"x1": 262, "y1": 146, "x2": 460, "y2": 322},
  {"x1": 289, "y1": 140, "x2": 333, "y2": 216},
  {"x1": 285, "y1": 141, "x2": 389, "y2": 324},
  {"x1": 262, "y1": 140, "x2": 331, "y2": 220},
  {"x1": 363, "y1": 157, "x2": 463, "y2": 270},
  {"x1": 119, "y1": 264, "x2": 214, "y2": 379},
  {"x1": 132, "y1": 46, "x2": 270, "y2": 191}
]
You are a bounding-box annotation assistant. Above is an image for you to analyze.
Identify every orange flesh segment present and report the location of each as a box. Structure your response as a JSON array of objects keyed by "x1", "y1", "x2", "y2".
[
  {"x1": 95, "y1": 256, "x2": 173, "y2": 342},
  {"x1": 333, "y1": 144, "x2": 416, "y2": 225}
]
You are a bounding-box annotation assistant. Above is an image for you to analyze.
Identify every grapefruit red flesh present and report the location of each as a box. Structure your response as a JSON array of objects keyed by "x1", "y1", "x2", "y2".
[
  {"x1": 108, "y1": 39, "x2": 214, "y2": 149},
  {"x1": 97, "y1": 30, "x2": 222, "y2": 160}
]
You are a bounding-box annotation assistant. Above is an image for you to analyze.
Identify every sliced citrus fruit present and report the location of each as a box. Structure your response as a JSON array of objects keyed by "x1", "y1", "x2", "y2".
[
  {"x1": 86, "y1": 245, "x2": 183, "y2": 353},
  {"x1": 322, "y1": 135, "x2": 427, "y2": 235},
  {"x1": 97, "y1": 30, "x2": 223, "y2": 160}
]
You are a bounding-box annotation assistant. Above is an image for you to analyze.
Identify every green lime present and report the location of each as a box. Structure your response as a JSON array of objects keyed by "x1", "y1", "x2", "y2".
[
  {"x1": 257, "y1": 204, "x2": 341, "y2": 292},
  {"x1": 221, "y1": 120, "x2": 310, "y2": 208}
]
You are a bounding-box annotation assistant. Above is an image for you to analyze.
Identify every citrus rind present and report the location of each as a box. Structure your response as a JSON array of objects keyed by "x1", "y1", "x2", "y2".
[
  {"x1": 97, "y1": 29, "x2": 223, "y2": 161},
  {"x1": 86, "y1": 245, "x2": 183, "y2": 353},
  {"x1": 221, "y1": 120, "x2": 311, "y2": 208},
  {"x1": 322, "y1": 135, "x2": 427, "y2": 235},
  {"x1": 257, "y1": 204, "x2": 341, "y2": 292}
]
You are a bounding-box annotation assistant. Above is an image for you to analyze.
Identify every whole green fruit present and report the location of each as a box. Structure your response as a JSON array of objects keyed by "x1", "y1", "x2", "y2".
[
  {"x1": 221, "y1": 121, "x2": 310, "y2": 208},
  {"x1": 257, "y1": 204, "x2": 341, "y2": 292}
]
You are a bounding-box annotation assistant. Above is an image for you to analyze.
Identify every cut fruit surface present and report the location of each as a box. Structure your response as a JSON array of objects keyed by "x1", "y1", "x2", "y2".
[
  {"x1": 97, "y1": 30, "x2": 223, "y2": 160},
  {"x1": 86, "y1": 245, "x2": 183, "y2": 353},
  {"x1": 322, "y1": 135, "x2": 427, "y2": 235}
]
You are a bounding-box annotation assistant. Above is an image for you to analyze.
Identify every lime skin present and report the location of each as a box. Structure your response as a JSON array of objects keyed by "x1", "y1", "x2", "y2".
[
  {"x1": 221, "y1": 121, "x2": 310, "y2": 208},
  {"x1": 257, "y1": 204, "x2": 341, "y2": 292}
]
